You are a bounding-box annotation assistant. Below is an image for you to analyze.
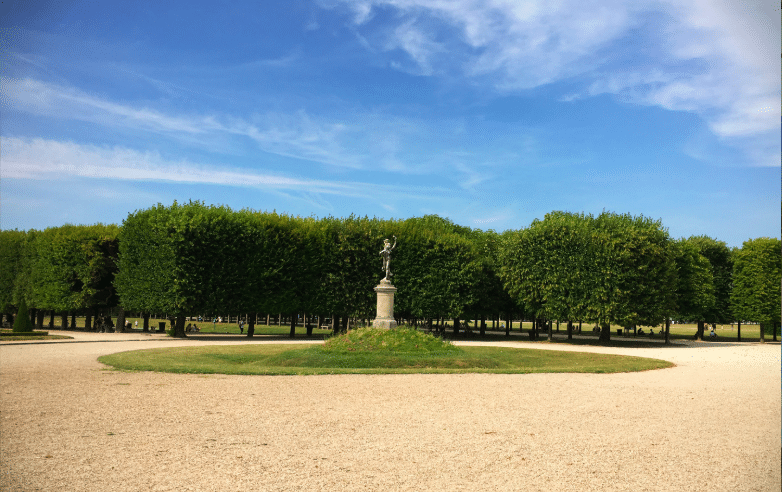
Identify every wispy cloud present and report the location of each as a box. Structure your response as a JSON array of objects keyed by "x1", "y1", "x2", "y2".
[
  {"x1": 327, "y1": 0, "x2": 780, "y2": 160},
  {"x1": 0, "y1": 77, "x2": 370, "y2": 169},
  {"x1": 0, "y1": 136, "x2": 450, "y2": 201}
]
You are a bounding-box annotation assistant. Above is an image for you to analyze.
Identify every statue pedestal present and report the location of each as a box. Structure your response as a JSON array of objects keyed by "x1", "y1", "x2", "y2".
[{"x1": 373, "y1": 278, "x2": 398, "y2": 330}]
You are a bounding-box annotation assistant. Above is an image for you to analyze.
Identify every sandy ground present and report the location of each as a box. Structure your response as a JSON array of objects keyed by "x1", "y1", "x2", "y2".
[{"x1": 1, "y1": 331, "x2": 780, "y2": 492}]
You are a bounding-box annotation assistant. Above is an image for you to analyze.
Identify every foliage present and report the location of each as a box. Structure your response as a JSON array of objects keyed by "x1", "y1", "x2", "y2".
[
  {"x1": 0, "y1": 230, "x2": 27, "y2": 314},
  {"x1": 685, "y1": 235, "x2": 732, "y2": 323},
  {"x1": 499, "y1": 211, "x2": 676, "y2": 341},
  {"x1": 586, "y1": 212, "x2": 676, "y2": 333},
  {"x1": 731, "y1": 237, "x2": 781, "y2": 327},
  {"x1": 25, "y1": 224, "x2": 119, "y2": 314},
  {"x1": 671, "y1": 239, "x2": 715, "y2": 321},
  {"x1": 498, "y1": 211, "x2": 591, "y2": 323},
  {"x1": 393, "y1": 216, "x2": 478, "y2": 320},
  {"x1": 12, "y1": 298, "x2": 33, "y2": 332}
]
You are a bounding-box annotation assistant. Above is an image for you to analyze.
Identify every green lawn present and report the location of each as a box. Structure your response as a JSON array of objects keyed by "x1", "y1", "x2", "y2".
[
  {"x1": 37, "y1": 316, "x2": 777, "y2": 343},
  {"x1": 99, "y1": 327, "x2": 674, "y2": 375},
  {"x1": 0, "y1": 329, "x2": 72, "y2": 341}
]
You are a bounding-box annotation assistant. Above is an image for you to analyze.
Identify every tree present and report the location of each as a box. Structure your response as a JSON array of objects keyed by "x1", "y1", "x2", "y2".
[
  {"x1": 672, "y1": 239, "x2": 716, "y2": 339},
  {"x1": 12, "y1": 298, "x2": 34, "y2": 333},
  {"x1": 0, "y1": 230, "x2": 27, "y2": 325},
  {"x1": 686, "y1": 236, "x2": 733, "y2": 326},
  {"x1": 585, "y1": 212, "x2": 676, "y2": 342},
  {"x1": 731, "y1": 237, "x2": 781, "y2": 343},
  {"x1": 498, "y1": 213, "x2": 592, "y2": 340},
  {"x1": 22, "y1": 225, "x2": 119, "y2": 329},
  {"x1": 500, "y1": 212, "x2": 676, "y2": 343},
  {"x1": 393, "y1": 216, "x2": 478, "y2": 329}
]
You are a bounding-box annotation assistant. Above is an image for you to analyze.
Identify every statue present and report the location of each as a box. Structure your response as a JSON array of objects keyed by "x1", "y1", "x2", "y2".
[{"x1": 379, "y1": 236, "x2": 397, "y2": 280}]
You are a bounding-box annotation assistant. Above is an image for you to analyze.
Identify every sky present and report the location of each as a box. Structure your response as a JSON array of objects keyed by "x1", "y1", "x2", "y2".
[{"x1": 1, "y1": 0, "x2": 779, "y2": 248}]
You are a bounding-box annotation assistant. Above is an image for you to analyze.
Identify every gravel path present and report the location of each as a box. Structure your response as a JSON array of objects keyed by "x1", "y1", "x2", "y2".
[{"x1": 1, "y1": 331, "x2": 780, "y2": 491}]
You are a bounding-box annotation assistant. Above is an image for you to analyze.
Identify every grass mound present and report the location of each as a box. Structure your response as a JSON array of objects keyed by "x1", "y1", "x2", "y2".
[
  {"x1": 99, "y1": 327, "x2": 675, "y2": 375},
  {"x1": 321, "y1": 327, "x2": 459, "y2": 354}
]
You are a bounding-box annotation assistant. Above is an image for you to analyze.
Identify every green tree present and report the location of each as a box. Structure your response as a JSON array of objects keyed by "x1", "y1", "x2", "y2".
[
  {"x1": 12, "y1": 298, "x2": 34, "y2": 333},
  {"x1": 586, "y1": 212, "x2": 676, "y2": 342},
  {"x1": 0, "y1": 230, "x2": 27, "y2": 324},
  {"x1": 393, "y1": 216, "x2": 478, "y2": 328},
  {"x1": 686, "y1": 236, "x2": 733, "y2": 326},
  {"x1": 671, "y1": 239, "x2": 715, "y2": 339},
  {"x1": 731, "y1": 237, "x2": 781, "y2": 342},
  {"x1": 23, "y1": 225, "x2": 119, "y2": 328},
  {"x1": 498, "y1": 212, "x2": 592, "y2": 340}
]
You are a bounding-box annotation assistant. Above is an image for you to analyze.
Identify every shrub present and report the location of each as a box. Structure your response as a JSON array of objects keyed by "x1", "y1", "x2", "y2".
[
  {"x1": 321, "y1": 326, "x2": 460, "y2": 354},
  {"x1": 12, "y1": 299, "x2": 34, "y2": 333}
]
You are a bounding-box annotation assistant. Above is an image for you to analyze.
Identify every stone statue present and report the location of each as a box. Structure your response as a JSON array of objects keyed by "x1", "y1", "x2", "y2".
[{"x1": 379, "y1": 236, "x2": 397, "y2": 280}]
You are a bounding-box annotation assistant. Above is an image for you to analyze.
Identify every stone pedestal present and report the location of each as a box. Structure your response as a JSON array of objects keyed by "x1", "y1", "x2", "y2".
[{"x1": 373, "y1": 278, "x2": 398, "y2": 330}]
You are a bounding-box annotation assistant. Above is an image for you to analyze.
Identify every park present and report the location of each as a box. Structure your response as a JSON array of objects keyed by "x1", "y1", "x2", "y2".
[{"x1": 1, "y1": 204, "x2": 781, "y2": 490}]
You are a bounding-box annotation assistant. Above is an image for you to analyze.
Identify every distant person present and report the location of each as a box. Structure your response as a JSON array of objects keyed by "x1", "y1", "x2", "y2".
[
  {"x1": 710, "y1": 327, "x2": 717, "y2": 337},
  {"x1": 239, "y1": 320, "x2": 244, "y2": 334}
]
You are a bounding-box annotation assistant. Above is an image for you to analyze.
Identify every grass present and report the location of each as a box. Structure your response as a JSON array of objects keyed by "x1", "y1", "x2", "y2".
[
  {"x1": 0, "y1": 329, "x2": 72, "y2": 341},
  {"x1": 37, "y1": 316, "x2": 778, "y2": 343},
  {"x1": 98, "y1": 327, "x2": 674, "y2": 375}
]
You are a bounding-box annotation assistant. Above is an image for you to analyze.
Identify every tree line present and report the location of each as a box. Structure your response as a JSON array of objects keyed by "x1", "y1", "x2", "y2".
[{"x1": 1, "y1": 202, "x2": 779, "y2": 341}]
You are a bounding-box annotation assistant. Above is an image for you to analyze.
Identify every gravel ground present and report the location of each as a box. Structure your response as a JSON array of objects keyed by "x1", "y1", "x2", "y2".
[{"x1": 1, "y1": 331, "x2": 780, "y2": 492}]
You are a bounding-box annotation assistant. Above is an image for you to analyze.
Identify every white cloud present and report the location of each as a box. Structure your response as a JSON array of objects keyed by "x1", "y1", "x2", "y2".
[
  {"x1": 0, "y1": 136, "x2": 452, "y2": 200},
  {"x1": 0, "y1": 77, "x2": 367, "y2": 169},
  {"x1": 328, "y1": 0, "x2": 780, "y2": 155}
]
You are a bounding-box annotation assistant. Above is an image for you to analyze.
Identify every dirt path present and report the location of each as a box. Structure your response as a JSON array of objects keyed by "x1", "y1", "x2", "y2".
[{"x1": 1, "y1": 332, "x2": 780, "y2": 491}]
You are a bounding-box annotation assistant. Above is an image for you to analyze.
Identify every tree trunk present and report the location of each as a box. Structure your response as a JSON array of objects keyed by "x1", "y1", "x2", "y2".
[
  {"x1": 143, "y1": 313, "x2": 150, "y2": 332},
  {"x1": 48, "y1": 311, "x2": 54, "y2": 329},
  {"x1": 480, "y1": 314, "x2": 486, "y2": 337},
  {"x1": 306, "y1": 314, "x2": 314, "y2": 337},
  {"x1": 61, "y1": 313, "x2": 68, "y2": 330},
  {"x1": 505, "y1": 313, "x2": 511, "y2": 337},
  {"x1": 247, "y1": 315, "x2": 255, "y2": 338},
  {"x1": 116, "y1": 308, "x2": 126, "y2": 333},
  {"x1": 547, "y1": 320, "x2": 552, "y2": 342},
  {"x1": 664, "y1": 318, "x2": 670, "y2": 345},
  {"x1": 171, "y1": 316, "x2": 187, "y2": 338},
  {"x1": 71, "y1": 313, "x2": 77, "y2": 331},
  {"x1": 694, "y1": 320, "x2": 704, "y2": 340},
  {"x1": 737, "y1": 320, "x2": 741, "y2": 341},
  {"x1": 289, "y1": 314, "x2": 296, "y2": 338},
  {"x1": 567, "y1": 320, "x2": 573, "y2": 340},
  {"x1": 454, "y1": 317, "x2": 461, "y2": 336},
  {"x1": 36, "y1": 310, "x2": 45, "y2": 329},
  {"x1": 599, "y1": 322, "x2": 611, "y2": 343}
]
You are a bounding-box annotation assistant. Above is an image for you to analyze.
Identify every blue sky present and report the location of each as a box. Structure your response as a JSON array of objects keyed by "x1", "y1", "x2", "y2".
[{"x1": 1, "y1": 0, "x2": 779, "y2": 248}]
